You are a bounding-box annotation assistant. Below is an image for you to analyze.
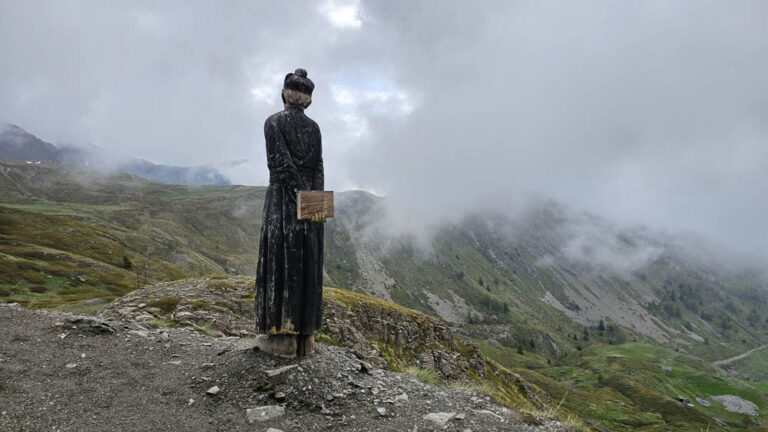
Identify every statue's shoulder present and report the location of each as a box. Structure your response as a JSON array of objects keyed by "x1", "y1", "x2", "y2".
[
  {"x1": 303, "y1": 113, "x2": 319, "y2": 130},
  {"x1": 265, "y1": 110, "x2": 285, "y2": 123},
  {"x1": 264, "y1": 109, "x2": 318, "y2": 131},
  {"x1": 264, "y1": 110, "x2": 289, "y2": 131}
]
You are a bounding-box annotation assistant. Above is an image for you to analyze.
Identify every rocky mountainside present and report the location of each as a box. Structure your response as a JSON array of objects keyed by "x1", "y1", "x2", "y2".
[
  {"x1": 0, "y1": 124, "x2": 60, "y2": 162},
  {"x1": 324, "y1": 191, "x2": 768, "y2": 363},
  {"x1": 0, "y1": 123, "x2": 230, "y2": 185},
  {"x1": 0, "y1": 298, "x2": 572, "y2": 431}
]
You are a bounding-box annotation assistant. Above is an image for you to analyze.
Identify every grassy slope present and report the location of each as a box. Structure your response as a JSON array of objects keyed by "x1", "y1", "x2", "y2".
[
  {"x1": 727, "y1": 348, "x2": 768, "y2": 382},
  {"x1": 0, "y1": 160, "x2": 265, "y2": 307},
  {"x1": 517, "y1": 343, "x2": 768, "y2": 431}
]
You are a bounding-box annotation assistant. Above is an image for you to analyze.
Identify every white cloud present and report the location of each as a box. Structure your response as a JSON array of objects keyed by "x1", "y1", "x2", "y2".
[{"x1": 319, "y1": 0, "x2": 363, "y2": 29}]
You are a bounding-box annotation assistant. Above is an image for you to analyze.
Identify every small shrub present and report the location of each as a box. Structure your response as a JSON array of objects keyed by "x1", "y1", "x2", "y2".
[
  {"x1": 207, "y1": 280, "x2": 233, "y2": 291},
  {"x1": 0, "y1": 261, "x2": 18, "y2": 275},
  {"x1": 0, "y1": 272, "x2": 18, "y2": 284},
  {"x1": 189, "y1": 299, "x2": 217, "y2": 312},
  {"x1": 405, "y1": 366, "x2": 441, "y2": 385},
  {"x1": 29, "y1": 285, "x2": 48, "y2": 294},
  {"x1": 21, "y1": 270, "x2": 47, "y2": 284}
]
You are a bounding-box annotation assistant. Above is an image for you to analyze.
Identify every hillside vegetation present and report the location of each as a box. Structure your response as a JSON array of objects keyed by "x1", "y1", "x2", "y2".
[{"x1": 2, "y1": 159, "x2": 768, "y2": 430}]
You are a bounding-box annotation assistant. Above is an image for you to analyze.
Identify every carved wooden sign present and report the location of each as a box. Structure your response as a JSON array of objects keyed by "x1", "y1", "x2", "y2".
[{"x1": 296, "y1": 191, "x2": 334, "y2": 220}]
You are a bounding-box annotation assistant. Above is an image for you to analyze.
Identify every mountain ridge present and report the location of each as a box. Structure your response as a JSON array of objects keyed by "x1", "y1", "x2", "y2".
[{"x1": 0, "y1": 123, "x2": 231, "y2": 185}]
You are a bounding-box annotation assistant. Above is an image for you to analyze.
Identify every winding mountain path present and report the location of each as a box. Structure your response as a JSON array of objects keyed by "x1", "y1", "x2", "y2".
[{"x1": 713, "y1": 344, "x2": 768, "y2": 366}]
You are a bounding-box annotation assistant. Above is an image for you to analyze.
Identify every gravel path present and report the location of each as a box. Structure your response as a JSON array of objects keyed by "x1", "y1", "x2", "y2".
[{"x1": 712, "y1": 344, "x2": 768, "y2": 366}]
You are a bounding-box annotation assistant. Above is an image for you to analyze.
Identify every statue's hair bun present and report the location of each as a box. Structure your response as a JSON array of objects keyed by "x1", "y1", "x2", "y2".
[{"x1": 284, "y1": 68, "x2": 314, "y2": 95}]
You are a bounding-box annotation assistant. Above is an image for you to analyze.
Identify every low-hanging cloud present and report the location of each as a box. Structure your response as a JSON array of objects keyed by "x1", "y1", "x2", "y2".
[{"x1": 1, "y1": 1, "x2": 768, "y2": 259}]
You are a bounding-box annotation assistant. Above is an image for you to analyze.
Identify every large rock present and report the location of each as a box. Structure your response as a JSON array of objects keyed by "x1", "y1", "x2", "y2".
[{"x1": 711, "y1": 395, "x2": 759, "y2": 416}]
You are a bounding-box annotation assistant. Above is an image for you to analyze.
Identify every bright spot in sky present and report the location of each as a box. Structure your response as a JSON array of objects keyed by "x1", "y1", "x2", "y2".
[
  {"x1": 331, "y1": 84, "x2": 415, "y2": 114},
  {"x1": 337, "y1": 113, "x2": 369, "y2": 137},
  {"x1": 319, "y1": 0, "x2": 363, "y2": 29},
  {"x1": 251, "y1": 85, "x2": 276, "y2": 105},
  {"x1": 249, "y1": 69, "x2": 284, "y2": 106}
]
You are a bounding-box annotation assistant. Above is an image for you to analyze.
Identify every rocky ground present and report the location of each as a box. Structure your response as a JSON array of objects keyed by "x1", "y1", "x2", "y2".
[
  {"x1": 104, "y1": 276, "x2": 492, "y2": 382},
  {"x1": 0, "y1": 303, "x2": 573, "y2": 431}
]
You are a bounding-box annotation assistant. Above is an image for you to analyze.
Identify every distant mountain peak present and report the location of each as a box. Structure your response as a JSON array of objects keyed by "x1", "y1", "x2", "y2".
[
  {"x1": 0, "y1": 122, "x2": 60, "y2": 162},
  {"x1": 0, "y1": 123, "x2": 230, "y2": 185}
]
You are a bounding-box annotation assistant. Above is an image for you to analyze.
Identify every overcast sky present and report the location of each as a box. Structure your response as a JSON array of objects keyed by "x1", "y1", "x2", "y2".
[{"x1": 1, "y1": 0, "x2": 768, "y2": 257}]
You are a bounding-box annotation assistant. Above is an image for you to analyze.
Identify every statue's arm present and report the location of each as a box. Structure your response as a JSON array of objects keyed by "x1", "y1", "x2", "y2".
[
  {"x1": 313, "y1": 127, "x2": 324, "y2": 191},
  {"x1": 265, "y1": 118, "x2": 307, "y2": 196}
]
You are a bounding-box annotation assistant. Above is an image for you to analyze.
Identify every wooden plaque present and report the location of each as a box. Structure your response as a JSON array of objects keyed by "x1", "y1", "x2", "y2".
[{"x1": 297, "y1": 191, "x2": 334, "y2": 221}]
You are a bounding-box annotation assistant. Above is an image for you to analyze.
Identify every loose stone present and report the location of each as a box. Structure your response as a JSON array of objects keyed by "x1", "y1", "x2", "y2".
[
  {"x1": 246, "y1": 405, "x2": 286, "y2": 423},
  {"x1": 265, "y1": 364, "x2": 298, "y2": 377},
  {"x1": 423, "y1": 412, "x2": 457, "y2": 426}
]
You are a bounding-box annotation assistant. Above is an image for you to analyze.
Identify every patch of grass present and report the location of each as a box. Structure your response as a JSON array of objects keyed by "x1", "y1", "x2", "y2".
[
  {"x1": 315, "y1": 332, "x2": 342, "y2": 347},
  {"x1": 146, "y1": 296, "x2": 181, "y2": 314},
  {"x1": 405, "y1": 366, "x2": 442, "y2": 385},
  {"x1": 206, "y1": 280, "x2": 233, "y2": 291},
  {"x1": 0, "y1": 288, "x2": 10, "y2": 297},
  {"x1": 324, "y1": 286, "x2": 425, "y2": 319},
  {"x1": 190, "y1": 321, "x2": 220, "y2": 337},
  {"x1": 188, "y1": 298, "x2": 217, "y2": 312},
  {"x1": 28, "y1": 285, "x2": 48, "y2": 293},
  {"x1": 145, "y1": 318, "x2": 176, "y2": 329},
  {"x1": 449, "y1": 380, "x2": 495, "y2": 396},
  {"x1": 475, "y1": 338, "x2": 549, "y2": 370}
]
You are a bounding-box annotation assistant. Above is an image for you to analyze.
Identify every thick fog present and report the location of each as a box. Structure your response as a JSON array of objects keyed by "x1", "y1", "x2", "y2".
[{"x1": 1, "y1": 0, "x2": 768, "y2": 257}]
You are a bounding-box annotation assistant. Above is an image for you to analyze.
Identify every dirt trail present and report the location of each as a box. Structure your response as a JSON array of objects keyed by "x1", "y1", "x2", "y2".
[
  {"x1": 712, "y1": 344, "x2": 768, "y2": 366},
  {"x1": 0, "y1": 303, "x2": 570, "y2": 431}
]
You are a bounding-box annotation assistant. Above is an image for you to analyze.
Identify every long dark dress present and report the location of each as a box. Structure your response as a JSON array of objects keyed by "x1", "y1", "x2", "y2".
[{"x1": 255, "y1": 105, "x2": 324, "y2": 336}]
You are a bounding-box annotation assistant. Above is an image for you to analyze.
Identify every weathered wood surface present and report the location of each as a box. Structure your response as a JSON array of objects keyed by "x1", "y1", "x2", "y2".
[{"x1": 297, "y1": 191, "x2": 334, "y2": 220}]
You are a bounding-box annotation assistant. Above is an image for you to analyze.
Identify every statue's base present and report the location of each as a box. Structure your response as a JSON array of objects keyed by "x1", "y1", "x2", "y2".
[{"x1": 254, "y1": 334, "x2": 315, "y2": 358}]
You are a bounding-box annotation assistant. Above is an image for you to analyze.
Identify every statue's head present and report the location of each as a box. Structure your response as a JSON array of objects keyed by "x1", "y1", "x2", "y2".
[{"x1": 282, "y1": 68, "x2": 314, "y2": 109}]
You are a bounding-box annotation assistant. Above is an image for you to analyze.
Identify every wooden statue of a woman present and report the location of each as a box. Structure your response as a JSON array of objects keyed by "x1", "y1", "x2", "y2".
[{"x1": 254, "y1": 68, "x2": 325, "y2": 358}]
